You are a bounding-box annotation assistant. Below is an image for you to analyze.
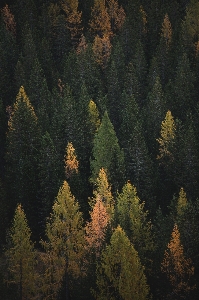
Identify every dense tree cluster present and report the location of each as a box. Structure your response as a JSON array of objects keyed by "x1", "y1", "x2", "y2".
[{"x1": 1, "y1": 0, "x2": 199, "y2": 299}]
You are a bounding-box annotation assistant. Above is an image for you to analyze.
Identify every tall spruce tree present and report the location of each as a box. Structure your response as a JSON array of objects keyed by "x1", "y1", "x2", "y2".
[
  {"x1": 116, "y1": 181, "x2": 154, "y2": 269},
  {"x1": 5, "y1": 86, "x2": 40, "y2": 237},
  {"x1": 90, "y1": 111, "x2": 125, "y2": 194},
  {"x1": 38, "y1": 132, "x2": 60, "y2": 232}
]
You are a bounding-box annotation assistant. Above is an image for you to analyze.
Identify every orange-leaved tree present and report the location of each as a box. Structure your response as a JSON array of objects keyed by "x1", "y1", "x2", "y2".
[{"x1": 161, "y1": 224, "x2": 195, "y2": 298}]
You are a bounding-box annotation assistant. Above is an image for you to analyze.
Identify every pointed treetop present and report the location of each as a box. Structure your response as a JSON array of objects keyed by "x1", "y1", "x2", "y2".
[
  {"x1": 161, "y1": 13, "x2": 172, "y2": 48},
  {"x1": 177, "y1": 188, "x2": 188, "y2": 216},
  {"x1": 88, "y1": 99, "x2": 100, "y2": 133},
  {"x1": 8, "y1": 86, "x2": 37, "y2": 132},
  {"x1": 157, "y1": 110, "x2": 176, "y2": 160},
  {"x1": 94, "y1": 225, "x2": 150, "y2": 300},
  {"x1": 64, "y1": 142, "x2": 79, "y2": 179},
  {"x1": 16, "y1": 86, "x2": 35, "y2": 110},
  {"x1": 161, "y1": 223, "x2": 195, "y2": 297},
  {"x1": 85, "y1": 194, "x2": 110, "y2": 257},
  {"x1": 91, "y1": 167, "x2": 114, "y2": 217}
]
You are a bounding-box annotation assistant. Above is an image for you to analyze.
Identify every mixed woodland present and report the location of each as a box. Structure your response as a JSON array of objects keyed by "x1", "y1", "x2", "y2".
[{"x1": 1, "y1": 0, "x2": 199, "y2": 299}]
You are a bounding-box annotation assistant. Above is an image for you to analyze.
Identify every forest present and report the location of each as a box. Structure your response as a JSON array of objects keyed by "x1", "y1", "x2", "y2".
[{"x1": 0, "y1": 0, "x2": 199, "y2": 299}]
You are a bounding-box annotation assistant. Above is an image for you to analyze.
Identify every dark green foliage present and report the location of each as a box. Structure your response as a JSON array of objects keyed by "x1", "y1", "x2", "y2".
[
  {"x1": 5, "y1": 87, "x2": 40, "y2": 238},
  {"x1": 90, "y1": 111, "x2": 125, "y2": 194},
  {"x1": 1, "y1": 1, "x2": 199, "y2": 299},
  {"x1": 119, "y1": 91, "x2": 154, "y2": 209},
  {"x1": 144, "y1": 75, "x2": 167, "y2": 156},
  {"x1": 38, "y1": 132, "x2": 61, "y2": 232},
  {"x1": 165, "y1": 52, "x2": 195, "y2": 122},
  {"x1": 0, "y1": 98, "x2": 6, "y2": 177},
  {"x1": 106, "y1": 59, "x2": 122, "y2": 132},
  {"x1": 0, "y1": 18, "x2": 18, "y2": 106}
]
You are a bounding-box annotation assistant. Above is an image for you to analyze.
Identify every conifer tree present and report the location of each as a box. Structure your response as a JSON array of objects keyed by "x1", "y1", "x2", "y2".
[
  {"x1": 116, "y1": 182, "x2": 154, "y2": 266},
  {"x1": 171, "y1": 53, "x2": 195, "y2": 121},
  {"x1": 145, "y1": 75, "x2": 166, "y2": 155},
  {"x1": 5, "y1": 86, "x2": 40, "y2": 236},
  {"x1": 1, "y1": 4, "x2": 16, "y2": 38},
  {"x1": 109, "y1": 38, "x2": 126, "y2": 90},
  {"x1": 85, "y1": 195, "x2": 110, "y2": 258},
  {"x1": 65, "y1": 142, "x2": 79, "y2": 179},
  {"x1": 38, "y1": 132, "x2": 60, "y2": 230},
  {"x1": 61, "y1": 0, "x2": 83, "y2": 48},
  {"x1": 106, "y1": 59, "x2": 121, "y2": 130},
  {"x1": 106, "y1": 0, "x2": 126, "y2": 35},
  {"x1": 92, "y1": 34, "x2": 112, "y2": 69},
  {"x1": 90, "y1": 168, "x2": 114, "y2": 218},
  {"x1": 41, "y1": 181, "x2": 85, "y2": 299},
  {"x1": 161, "y1": 224, "x2": 195, "y2": 299},
  {"x1": 132, "y1": 40, "x2": 148, "y2": 106},
  {"x1": 0, "y1": 98, "x2": 6, "y2": 177},
  {"x1": 90, "y1": 111, "x2": 125, "y2": 194},
  {"x1": 161, "y1": 13, "x2": 172, "y2": 49},
  {"x1": 177, "y1": 187, "x2": 188, "y2": 216},
  {"x1": 94, "y1": 226, "x2": 150, "y2": 300},
  {"x1": 123, "y1": 62, "x2": 140, "y2": 104},
  {"x1": 157, "y1": 110, "x2": 176, "y2": 163},
  {"x1": 89, "y1": 0, "x2": 112, "y2": 38},
  {"x1": 155, "y1": 13, "x2": 173, "y2": 87},
  {"x1": 27, "y1": 58, "x2": 52, "y2": 133},
  {"x1": 173, "y1": 119, "x2": 199, "y2": 200},
  {"x1": 5, "y1": 204, "x2": 38, "y2": 300},
  {"x1": 20, "y1": 26, "x2": 38, "y2": 82},
  {"x1": 50, "y1": 85, "x2": 77, "y2": 161},
  {"x1": 88, "y1": 100, "x2": 100, "y2": 138},
  {"x1": 119, "y1": 91, "x2": 154, "y2": 206},
  {"x1": 0, "y1": 13, "x2": 18, "y2": 106}
]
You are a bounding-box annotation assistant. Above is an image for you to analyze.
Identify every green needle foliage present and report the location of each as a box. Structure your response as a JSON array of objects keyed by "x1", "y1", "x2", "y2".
[
  {"x1": 5, "y1": 204, "x2": 38, "y2": 300},
  {"x1": 93, "y1": 226, "x2": 150, "y2": 300}
]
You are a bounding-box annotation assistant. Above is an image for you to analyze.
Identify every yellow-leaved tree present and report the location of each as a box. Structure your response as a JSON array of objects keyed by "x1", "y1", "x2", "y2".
[
  {"x1": 5, "y1": 204, "x2": 38, "y2": 299},
  {"x1": 90, "y1": 167, "x2": 114, "y2": 218},
  {"x1": 157, "y1": 110, "x2": 176, "y2": 163},
  {"x1": 64, "y1": 142, "x2": 79, "y2": 179},
  {"x1": 93, "y1": 226, "x2": 150, "y2": 300},
  {"x1": 40, "y1": 181, "x2": 85, "y2": 299}
]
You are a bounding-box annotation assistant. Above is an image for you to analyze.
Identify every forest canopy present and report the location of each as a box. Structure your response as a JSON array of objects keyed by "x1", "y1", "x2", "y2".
[{"x1": 0, "y1": 0, "x2": 199, "y2": 299}]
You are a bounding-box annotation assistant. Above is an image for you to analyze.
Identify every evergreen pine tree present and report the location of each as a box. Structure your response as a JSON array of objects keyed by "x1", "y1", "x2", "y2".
[
  {"x1": 90, "y1": 111, "x2": 125, "y2": 194},
  {"x1": 116, "y1": 181, "x2": 154, "y2": 267},
  {"x1": 5, "y1": 86, "x2": 40, "y2": 237}
]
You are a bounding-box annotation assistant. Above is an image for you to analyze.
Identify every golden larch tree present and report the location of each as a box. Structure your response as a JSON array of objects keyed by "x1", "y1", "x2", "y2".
[
  {"x1": 92, "y1": 34, "x2": 112, "y2": 68},
  {"x1": 41, "y1": 181, "x2": 85, "y2": 299},
  {"x1": 90, "y1": 168, "x2": 114, "y2": 218},
  {"x1": 157, "y1": 110, "x2": 176, "y2": 162},
  {"x1": 64, "y1": 142, "x2": 79, "y2": 179},
  {"x1": 89, "y1": 0, "x2": 112, "y2": 38},
  {"x1": 107, "y1": 0, "x2": 126, "y2": 34},
  {"x1": 161, "y1": 224, "x2": 195, "y2": 298},
  {"x1": 85, "y1": 195, "x2": 110, "y2": 258},
  {"x1": 62, "y1": 0, "x2": 83, "y2": 47}
]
